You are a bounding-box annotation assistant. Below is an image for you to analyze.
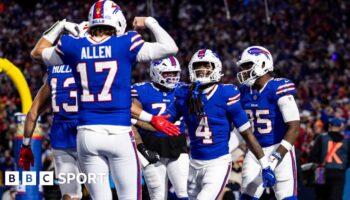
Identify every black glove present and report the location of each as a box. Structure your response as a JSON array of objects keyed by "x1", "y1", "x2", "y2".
[{"x1": 137, "y1": 143, "x2": 160, "y2": 164}]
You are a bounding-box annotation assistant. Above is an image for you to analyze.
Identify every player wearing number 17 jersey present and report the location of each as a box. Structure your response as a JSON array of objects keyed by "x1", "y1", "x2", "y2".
[
  {"x1": 162, "y1": 49, "x2": 276, "y2": 200},
  {"x1": 237, "y1": 46, "x2": 300, "y2": 200},
  {"x1": 30, "y1": 1, "x2": 179, "y2": 199}
]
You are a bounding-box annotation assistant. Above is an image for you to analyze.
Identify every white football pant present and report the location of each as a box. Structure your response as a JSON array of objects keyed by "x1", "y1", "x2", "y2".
[
  {"x1": 52, "y1": 148, "x2": 82, "y2": 199},
  {"x1": 241, "y1": 144, "x2": 298, "y2": 200},
  {"x1": 187, "y1": 154, "x2": 232, "y2": 200},
  {"x1": 143, "y1": 153, "x2": 189, "y2": 200},
  {"x1": 77, "y1": 125, "x2": 141, "y2": 200}
]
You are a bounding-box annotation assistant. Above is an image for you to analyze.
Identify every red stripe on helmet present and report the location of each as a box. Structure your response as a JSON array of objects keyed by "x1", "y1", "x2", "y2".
[
  {"x1": 93, "y1": 1, "x2": 104, "y2": 19},
  {"x1": 169, "y1": 56, "x2": 176, "y2": 67}
]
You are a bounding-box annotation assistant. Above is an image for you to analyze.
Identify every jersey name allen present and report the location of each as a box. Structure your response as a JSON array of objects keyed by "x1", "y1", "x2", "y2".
[{"x1": 81, "y1": 46, "x2": 112, "y2": 59}]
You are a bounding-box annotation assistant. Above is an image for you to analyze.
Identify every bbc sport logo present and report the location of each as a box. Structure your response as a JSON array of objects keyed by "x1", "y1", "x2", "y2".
[{"x1": 5, "y1": 171, "x2": 106, "y2": 186}]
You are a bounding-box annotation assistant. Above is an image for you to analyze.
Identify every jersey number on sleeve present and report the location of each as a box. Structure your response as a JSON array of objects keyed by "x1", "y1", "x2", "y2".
[
  {"x1": 245, "y1": 109, "x2": 272, "y2": 134},
  {"x1": 77, "y1": 61, "x2": 117, "y2": 102},
  {"x1": 195, "y1": 116, "x2": 213, "y2": 144},
  {"x1": 50, "y1": 77, "x2": 78, "y2": 113}
]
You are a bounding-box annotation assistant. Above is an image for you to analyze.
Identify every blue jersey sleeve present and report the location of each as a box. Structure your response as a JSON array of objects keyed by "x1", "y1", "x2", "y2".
[
  {"x1": 273, "y1": 78, "x2": 296, "y2": 99},
  {"x1": 55, "y1": 34, "x2": 76, "y2": 64},
  {"x1": 131, "y1": 82, "x2": 146, "y2": 102},
  {"x1": 163, "y1": 85, "x2": 187, "y2": 122},
  {"x1": 223, "y1": 84, "x2": 250, "y2": 131},
  {"x1": 126, "y1": 31, "x2": 144, "y2": 62}
]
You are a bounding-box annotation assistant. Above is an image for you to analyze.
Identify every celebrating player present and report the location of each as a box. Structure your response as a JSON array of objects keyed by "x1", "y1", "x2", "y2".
[
  {"x1": 19, "y1": 65, "x2": 82, "y2": 200},
  {"x1": 30, "y1": 0, "x2": 179, "y2": 199},
  {"x1": 131, "y1": 56, "x2": 189, "y2": 200},
  {"x1": 161, "y1": 49, "x2": 275, "y2": 200},
  {"x1": 237, "y1": 46, "x2": 300, "y2": 200}
]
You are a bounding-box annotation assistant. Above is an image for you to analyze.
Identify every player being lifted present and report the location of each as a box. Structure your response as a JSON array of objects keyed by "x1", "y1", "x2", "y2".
[
  {"x1": 237, "y1": 46, "x2": 300, "y2": 200},
  {"x1": 162, "y1": 49, "x2": 276, "y2": 200},
  {"x1": 30, "y1": 0, "x2": 179, "y2": 199},
  {"x1": 131, "y1": 57, "x2": 189, "y2": 200}
]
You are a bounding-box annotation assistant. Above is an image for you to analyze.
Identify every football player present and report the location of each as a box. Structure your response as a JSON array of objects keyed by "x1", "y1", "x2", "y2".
[
  {"x1": 237, "y1": 46, "x2": 300, "y2": 200},
  {"x1": 19, "y1": 64, "x2": 81, "y2": 200},
  {"x1": 30, "y1": 1, "x2": 179, "y2": 199},
  {"x1": 131, "y1": 56, "x2": 189, "y2": 200},
  {"x1": 162, "y1": 49, "x2": 276, "y2": 200},
  {"x1": 19, "y1": 22, "x2": 89, "y2": 200}
]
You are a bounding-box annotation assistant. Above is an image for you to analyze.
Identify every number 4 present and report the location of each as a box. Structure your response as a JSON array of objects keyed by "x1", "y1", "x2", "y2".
[{"x1": 195, "y1": 116, "x2": 213, "y2": 144}]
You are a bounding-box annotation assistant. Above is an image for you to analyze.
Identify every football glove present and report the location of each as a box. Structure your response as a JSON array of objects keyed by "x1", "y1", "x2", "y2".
[
  {"x1": 137, "y1": 143, "x2": 160, "y2": 164},
  {"x1": 18, "y1": 145, "x2": 34, "y2": 171},
  {"x1": 150, "y1": 115, "x2": 180, "y2": 136},
  {"x1": 262, "y1": 166, "x2": 276, "y2": 188}
]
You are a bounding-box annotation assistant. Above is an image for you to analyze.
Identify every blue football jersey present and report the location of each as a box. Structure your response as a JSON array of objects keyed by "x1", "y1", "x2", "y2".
[
  {"x1": 131, "y1": 82, "x2": 185, "y2": 137},
  {"x1": 56, "y1": 31, "x2": 144, "y2": 126},
  {"x1": 165, "y1": 83, "x2": 249, "y2": 160},
  {"x1": 240, "y1": 78, "x2": 296, "y2": 147},
  {"x1": 47, "y1": 65, "x2": 78, "y2": 149}
]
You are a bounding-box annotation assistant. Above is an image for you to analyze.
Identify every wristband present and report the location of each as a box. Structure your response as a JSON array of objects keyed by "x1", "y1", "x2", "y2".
[
  {"x1": 280, "y1": 140, "x2": 293, "y2": 152},
  {"x1": 23, "y1": 137, "x2": 31, "y2": 146},
  {"x1": 259, "y1": 157, "x2": 269, "y2": 169},
  {"x1": 139, "y1": 111, "x2": 153, "y2": 122},
  {"x1": 131, "y1": 118, "x2": 137, "y2": 125}
]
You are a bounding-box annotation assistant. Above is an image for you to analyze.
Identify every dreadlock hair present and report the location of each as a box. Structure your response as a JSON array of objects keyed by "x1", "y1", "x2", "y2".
[
  {"x1": 187, "y1": 82, "x2": 216, "y2": 118},
  {"x1": 88, "y1": 25, "x2": 116, "y2": 37}
]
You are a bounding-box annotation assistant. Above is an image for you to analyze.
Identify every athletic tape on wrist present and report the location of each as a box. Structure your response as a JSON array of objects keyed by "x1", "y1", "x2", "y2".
[
  {"x1": 259, "y1": 157, "x2": 269, "y2": 169},
  {"x1": 139, "y1": 111, "x2": 153, "y2": 122},
  {"x1": 131, "y1": 118, "x2": 137, "y2": 125},
  {"x1": 23, "y1": 137, "x2": 31, "y2": 146},
  {"x1": 280, "y1": 139, "x2": 293, "y2": 152}
]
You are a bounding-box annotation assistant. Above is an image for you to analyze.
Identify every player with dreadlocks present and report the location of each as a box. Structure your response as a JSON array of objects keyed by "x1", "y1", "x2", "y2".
[{"x1": 162, "y1": 49, "x2": 276, "y2": 200}]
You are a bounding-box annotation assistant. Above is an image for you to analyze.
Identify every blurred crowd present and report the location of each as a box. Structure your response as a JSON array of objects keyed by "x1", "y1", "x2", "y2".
[{"x1": 1, "y1": 0, "x2": 350, "y2": 199}]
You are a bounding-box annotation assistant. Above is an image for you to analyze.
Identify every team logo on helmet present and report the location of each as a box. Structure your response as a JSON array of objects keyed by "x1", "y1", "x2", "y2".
[{"x1": 247, "y1": 48, "x2": 270, "y2": 60}]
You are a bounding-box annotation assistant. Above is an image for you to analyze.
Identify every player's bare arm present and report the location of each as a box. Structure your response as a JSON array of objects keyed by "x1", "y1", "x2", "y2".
[
  {"x1": 19, "y1": 82, "x2": 51, "y2": 170},
  {"x1": 131, "y1": 97, "x2": 178, "y2": 135},
  {"x1": 131, "y1": 98, "x2": 157, "y2": 132},
  {"x1": 24, "y1": 82, "x2": 51, "y2": 141},
  {"x1": 274, "y1": 120, "x2": 300, "y2": 157},
  {"x1": 239, "y1": 127, "x2": 265, "y2": 160}
]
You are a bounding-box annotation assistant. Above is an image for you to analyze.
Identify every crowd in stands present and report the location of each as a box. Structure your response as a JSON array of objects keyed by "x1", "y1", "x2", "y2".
[{"x1": 1, "y1": 0, "x2": 350, "y2": 199}]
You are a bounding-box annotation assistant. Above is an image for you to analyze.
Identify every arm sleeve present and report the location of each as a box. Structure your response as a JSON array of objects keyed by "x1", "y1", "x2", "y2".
[
  {"x1": 131, "y1": 84, "x2": 142, "y2": 101},
  {"x1": 278, "y1": 95, "x2": 300, "y2": 122},
  {"x1": 42, "y1": 35, "x2": 72, "y2": 66},
  {"x1": 42, "y1": 47, "x2": 64, "y2": 66},
  {"x1": 136, "y1": 17, "x2": 178, "y2": 62},
  {"x1": 226, "y1": 86, "x2": 251, "y2": 132}
]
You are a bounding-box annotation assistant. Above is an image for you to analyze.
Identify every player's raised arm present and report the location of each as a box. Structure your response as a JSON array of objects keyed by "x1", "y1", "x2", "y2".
[
  {"x1": 30, "y1": 20, "x2": 82, "y2": 65},
  {"x1": 133, "y1": 17, "x2": 178, "y2": 62},
  {"x1": 19, "y1": 82, "x2": 51, "y2": 170}
]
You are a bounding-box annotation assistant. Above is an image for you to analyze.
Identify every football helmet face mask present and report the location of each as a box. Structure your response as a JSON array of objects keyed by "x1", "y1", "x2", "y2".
[
  {"x1": 88, "y1": 0, "x2": 127, "y2": 36},
  {"x1": 188, "y1": 49, "x2": 223, "y2": 85},
  {"x1": 150, "y1": 56, "x2": 181, "y2": 89},
  {"x1": 236, "y1": 46, "x2": 273, "y2": 87}
]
